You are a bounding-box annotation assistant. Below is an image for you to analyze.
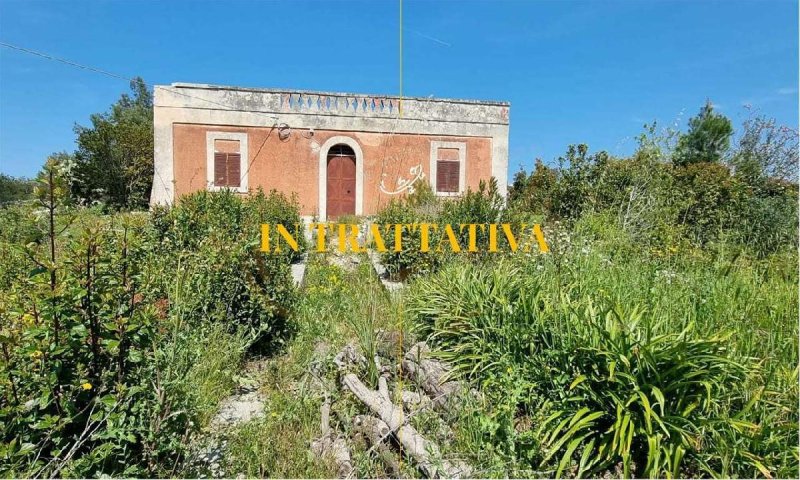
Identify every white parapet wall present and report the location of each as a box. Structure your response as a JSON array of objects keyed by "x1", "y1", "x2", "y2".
[{"x1": 151, "y1": 83, "x2": 510, "y2": 206}]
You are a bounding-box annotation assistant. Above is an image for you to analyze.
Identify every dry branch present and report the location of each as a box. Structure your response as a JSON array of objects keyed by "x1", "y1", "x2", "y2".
[
  {"x1": 402, "y1": 342, "x2": 461, "y2": 409},
  {"x1": 378, "y1": 376, "x2": 390, "y2": 401},
  {"x1": 312, "y1": 395, "x2": 351, "y2": 477},
  {"x1": 342, "y1": 373, "x2": 469, "y2": 478},
  {"x1": 353, "y1": 415, "x2": 401, "y2": 477}
]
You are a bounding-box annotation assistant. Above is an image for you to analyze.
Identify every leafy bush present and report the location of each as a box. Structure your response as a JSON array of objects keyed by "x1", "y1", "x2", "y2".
[
  {"x1": 1, "y1": 214, "x2": 167, "y2": 476},
  {"x1": 0, "y1": 174, "x2": 35, "y2": 205},
  {"x1": 439, "y1": 178, "x2": 505, "y2": 252},
  {"x1": 508, "y1": 108, "x2": 798, "y2": 256},
  {"x1": 375, "y1": 179, "x2": 505, "y2": 279},
  {"x1": 373, "y1": 182, "x2": 446, "y2": 279},
  {"x1": 671, "y1": 162, "x2": 737, "y2": 245},
  {"x1": 0, "y1": 189, "x2": 302, "y2": 476},
  {"x1": 508, "y1": 159, "x2": 557, "y2": 216},
  {"x1": 151, "y1": 189, "x2": 304, "y2": 338},
  {"x1": 732, "y1": 184, "x2": 798, "y2": 257}
]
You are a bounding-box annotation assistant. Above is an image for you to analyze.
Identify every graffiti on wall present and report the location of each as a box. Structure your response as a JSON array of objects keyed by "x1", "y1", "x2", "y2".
[{"x1": 379, "y1": 164, "x2": 425, "y2": 195}]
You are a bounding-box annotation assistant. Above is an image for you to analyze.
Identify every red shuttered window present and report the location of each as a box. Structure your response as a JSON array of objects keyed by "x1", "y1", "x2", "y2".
[
  {"x1": 213, "y1": 152, "x2": 242, "y2": 188},
  {"x1": 436, "y1": 160, "x2": 459, "y2": 192},
  {"x1": 436, "y1": 146, "x2": 460, "y2": 193}
]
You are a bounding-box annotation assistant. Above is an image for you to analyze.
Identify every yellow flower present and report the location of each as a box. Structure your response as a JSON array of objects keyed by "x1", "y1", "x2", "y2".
[
  {"x1": 31, "y1": 350, "x2": 42, "y2": 360},
  {"x1": 81, "y1": 382, "x2": 92, "y2": 391},
  {"x1": 270, "y1": 412, "x2": 278, "y2": 418}
]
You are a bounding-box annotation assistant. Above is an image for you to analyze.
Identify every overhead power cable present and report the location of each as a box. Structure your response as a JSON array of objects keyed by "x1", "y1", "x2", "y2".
[
  {"x1": 1, "y1": 41, "x2": 133, "y2": 81},
  {"x1": 0, "y1": 41, "x2": 278, "y2": 117},
  {"x1": 0, "y1": 40, "x2": 283, "y2": 191}
]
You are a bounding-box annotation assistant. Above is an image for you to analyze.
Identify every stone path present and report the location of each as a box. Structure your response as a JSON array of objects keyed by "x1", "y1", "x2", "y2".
[
  {"x1": 367, "y1": 250, "x2": 404, "y2": 292},
  {"x1": 193, "y1": 249, "x2": 407, "y2": 477},
  {"x1": 190, "y1": 362, "x2": 268, "y2": 478}
]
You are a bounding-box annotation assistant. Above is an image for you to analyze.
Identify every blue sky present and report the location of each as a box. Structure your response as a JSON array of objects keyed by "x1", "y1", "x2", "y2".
[{"x1": 0, "y1": 0, "x2": 797, "y2": 179}]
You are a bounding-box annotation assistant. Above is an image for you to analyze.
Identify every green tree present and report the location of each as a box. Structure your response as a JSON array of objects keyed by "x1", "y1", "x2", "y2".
[
  {"x1": 508, "y1": 159, "x2": 557, "y2": 216},
  {"x1": 0, "y1": 174, "x2": 35, "y2": 204},
  {"x1": 72, "y1": 77, "x2": 153, "y2": 210},
  {"x1": 552, "y1": 144, "x2": 609, "y2": 220},
  {"x1": 674, "y1": 100, "x2": 733, "y2": 166}
]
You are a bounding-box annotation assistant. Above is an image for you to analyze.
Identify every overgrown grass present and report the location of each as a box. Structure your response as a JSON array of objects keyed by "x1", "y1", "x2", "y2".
[
  {"x1": 220, "y1": 253, "x2": 404, "y2": 477},
  {"x1": 406, "y1": 218, "x2": 798, "y2": 478}
]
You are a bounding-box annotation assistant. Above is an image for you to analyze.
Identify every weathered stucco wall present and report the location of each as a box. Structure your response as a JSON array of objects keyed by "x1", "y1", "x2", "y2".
[
  {"x1": 172, "y1": 124, "x2": 492, "y2": 216},
  {"x1": 152, "y1": 83, "x2": 509, "y2": 219}
]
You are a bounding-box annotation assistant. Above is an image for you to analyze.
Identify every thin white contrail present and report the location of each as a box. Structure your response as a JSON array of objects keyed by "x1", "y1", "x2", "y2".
[{"x1": 405, "y1": 28, "x2": 452, "y2": 47}]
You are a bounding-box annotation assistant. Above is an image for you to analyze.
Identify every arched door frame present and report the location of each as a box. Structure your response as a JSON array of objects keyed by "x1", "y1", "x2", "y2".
[{"x1": 318, "y1": 136, "x2": 364, "y2": 220}]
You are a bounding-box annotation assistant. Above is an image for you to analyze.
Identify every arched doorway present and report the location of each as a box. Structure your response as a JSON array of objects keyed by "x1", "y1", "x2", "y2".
[{"x1": 326, "y1": 144, "x2": 356, "y2": 219}]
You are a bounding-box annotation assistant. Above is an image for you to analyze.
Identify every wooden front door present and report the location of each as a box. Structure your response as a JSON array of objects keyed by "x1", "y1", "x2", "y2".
[{"x1": 326, "y1": 153, "x2": 356, "y2": 219}]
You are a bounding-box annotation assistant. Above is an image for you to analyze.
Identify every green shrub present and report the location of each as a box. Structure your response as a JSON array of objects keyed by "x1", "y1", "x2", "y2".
[
  {"x1": 551, "y1": 144, "x2": 610, "y2": 221},
  {"x1": 0, "y1": 174, "x2": 35, "y2": 205},
  {"x1": 439, "y1": 178, "x2": 504, "y2": 253},
  {"x1": 374, "y1": 193, "x2": 441, "y2": 280},
  {"x1": 152, "y1": 188, "x2": 306, "y2": 262},
  {"x1": 0, "y1": 214, "x2": 165, "y2": 476},
  {"x1": 0, "y1": 189, "x2": 302, "y2": 476},
  {"x1": 375, "y1": 179, "x2": 505, "y2": 279},
  {"x1": 508, "y1": 159, "x2": 557, "y2": 216},
  {"x1": 728, "y1": 179, "x2": 798, "y2": 258},
  {"x1": 150, "y1": 189, "x2": 303, "y2": 338},
  {"x1": 672, "y1": 162, "x2": 737, "y2": 246}
]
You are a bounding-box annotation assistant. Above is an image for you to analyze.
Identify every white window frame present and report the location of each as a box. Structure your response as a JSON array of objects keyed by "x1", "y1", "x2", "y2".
[
  {"x1": 429, "y1": 141, "x2": 467, "y2": 197},
  {"x1": 206, "y1": 131, "x2": 249, "y2": 193}
]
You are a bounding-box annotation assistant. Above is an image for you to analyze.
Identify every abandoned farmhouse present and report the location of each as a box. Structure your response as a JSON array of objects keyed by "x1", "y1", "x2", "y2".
[{"x1": 150, "y1": 83, "x2": 510, "y2": 220}]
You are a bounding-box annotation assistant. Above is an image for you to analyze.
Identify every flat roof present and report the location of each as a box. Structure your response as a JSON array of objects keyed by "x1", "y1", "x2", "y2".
[{"x1": 167, "y1": 82, "x2": 510, "y2": 107}]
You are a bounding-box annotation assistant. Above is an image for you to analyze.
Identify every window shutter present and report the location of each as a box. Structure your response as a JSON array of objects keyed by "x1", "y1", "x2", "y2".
[
  {"x1": 214, "y1": 152, "x2": 228, "y2": 186},
  {"x1": 437, "y1": 160, "x2": 460, "y2": 193},
  {"x1": 227, "y1": 153, "x2": 241, "y2": 188},
  {"x1": 448, "y1": 162, "x2": 460, "y2": 192}
]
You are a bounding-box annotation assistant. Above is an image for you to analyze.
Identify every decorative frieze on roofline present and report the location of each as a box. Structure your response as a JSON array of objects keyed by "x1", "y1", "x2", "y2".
[{"x1": 155, "y1": 83, "x2": 509, "y2": 126}]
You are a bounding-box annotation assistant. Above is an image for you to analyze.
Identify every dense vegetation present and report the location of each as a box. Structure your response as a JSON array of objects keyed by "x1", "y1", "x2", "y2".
[
  {"x1": 1, "y1": 91, "x2": 797, "y2": 478},
  {"x1": 0, "y1": 184, "x2": 304, "y2": 476},
  {"x1": 383, "y1": 104, "x2": 798, "y2": 477},
  {"x1": 0, "y1": 174, "x2": 35, "y2": 205}
]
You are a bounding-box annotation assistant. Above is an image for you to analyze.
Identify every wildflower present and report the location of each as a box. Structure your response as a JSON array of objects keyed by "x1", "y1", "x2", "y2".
[
  {"x1": 506, "y1": 366, "x2": 513, "y2": 374},
  {"x1": 270, "y1": 412, "x2": 278, "y2": 418},
  {"x1": 31, "y1": 350, "x2": 43, "y2": 360},
  {"x1": 81, "y1": 382, "x2": 92, "y2": 391}
]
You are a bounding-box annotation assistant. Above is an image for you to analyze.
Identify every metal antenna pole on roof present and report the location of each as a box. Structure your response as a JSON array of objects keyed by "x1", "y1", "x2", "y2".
[{"x1": 399, "y1": 0, "x2": 403, "y2": 118}]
